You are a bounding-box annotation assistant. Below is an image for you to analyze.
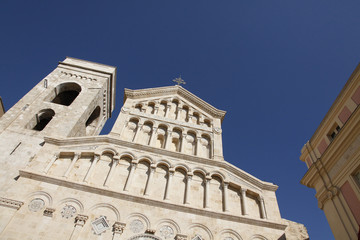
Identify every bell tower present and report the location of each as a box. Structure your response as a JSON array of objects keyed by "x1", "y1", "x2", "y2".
[{"x1": 0, "y1": 57, "x2": 116, "y2": 193}]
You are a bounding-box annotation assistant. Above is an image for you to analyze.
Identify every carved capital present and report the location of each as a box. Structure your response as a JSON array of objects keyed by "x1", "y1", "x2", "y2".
[
  {"x1": 175, "y1": 234, "x2": 188, "y2": 240},
  {"x1": 75, "y1": 214, "x2": 88, "y2": 227},
  {"x1": 43, "y1": 207, "x2": 55, "y2": 217},
  {"x1": 145, "y1": 228, "x2": 156, "y2": 234},
  {"x1": 113, "y1": 222, "x2": 126, "y2": 234}
]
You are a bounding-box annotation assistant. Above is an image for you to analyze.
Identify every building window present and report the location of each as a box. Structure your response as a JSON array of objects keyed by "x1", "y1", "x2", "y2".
[
  {"x1": 328, "y1": 124, "x2": 341, "y2": 142},
  {"x1": 27, "y1": 109, "x2": 55, "y2": 131},
  {"x1": 51, "y1": 82, "x2": 81, "y2": 106}
]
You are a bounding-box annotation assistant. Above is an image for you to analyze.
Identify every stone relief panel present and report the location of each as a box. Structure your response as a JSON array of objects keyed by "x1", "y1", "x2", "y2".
[
  {"x1": 61, "y1": 204, "x2": 77, "y2": 219},
  {"x1": 28, "y1": 198, "x2": 45, "y2": 212},
  {"x1": 130, "y1": 219, "x2": 145, "y2": 233}
]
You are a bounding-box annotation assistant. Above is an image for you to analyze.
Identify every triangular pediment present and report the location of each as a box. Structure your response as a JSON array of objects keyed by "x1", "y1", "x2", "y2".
[{"x1": 124, "y1": 85, "x2": 226, "y2": 121}]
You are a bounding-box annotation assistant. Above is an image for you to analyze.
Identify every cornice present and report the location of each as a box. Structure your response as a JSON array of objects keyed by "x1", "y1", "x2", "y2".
[
  {"x1": 44, "y1": 135, "x2": 278, "y2": 192},
  {"x1": 0, "y1": 197, "x2": 24, "y2": 210},
  {"x1": 19, "y1": 170, "x2": 286, "y2": 231},
  {"x1": 124, "y1": 86, "x2": 226, "y2": 121}
]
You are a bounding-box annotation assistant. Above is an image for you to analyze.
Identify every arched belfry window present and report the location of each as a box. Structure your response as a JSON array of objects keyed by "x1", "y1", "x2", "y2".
[
  {"x1": 51, "y1": 82, "x2": 81, "y2": 106},
  {"x1": 85, "y1": 106, "x2": 101, "y2": 135},
  {"x1": 28, "y1": 109, "x2": 55, "y2": 131}
]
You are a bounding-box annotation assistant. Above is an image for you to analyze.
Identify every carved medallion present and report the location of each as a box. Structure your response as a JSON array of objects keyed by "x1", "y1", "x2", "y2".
[
  {"x1": 28, "y1": 198, "x2": 45, "y2": 212},
  {"x1": 130, "y1": 219, "x2": 144, "y2": 233},
  {"x1": 91, "y1": 216, "x2": 110, "y2": 235},
  {"x1": 159, "y1": 225, "x2": 174, "y2": 239},
  {"x1": 61, "y1": 205, "x2": 77, "y2": 219}
]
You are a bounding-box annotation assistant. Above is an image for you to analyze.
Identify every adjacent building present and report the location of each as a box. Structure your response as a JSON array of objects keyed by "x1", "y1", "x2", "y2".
[
  {"x1": 300, "y1": 64, "x2": 360, "y2": 239},
  {"x1": 0, "y1": 57, "x2": 308, "y2": 240}
]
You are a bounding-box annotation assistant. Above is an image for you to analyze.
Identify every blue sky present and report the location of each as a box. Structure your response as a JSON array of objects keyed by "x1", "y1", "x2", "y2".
[{"x1": 1, "y1": 1, "x2": 360, "y2": 239}]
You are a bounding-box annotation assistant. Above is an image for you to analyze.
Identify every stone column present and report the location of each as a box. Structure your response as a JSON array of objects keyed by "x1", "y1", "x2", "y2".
[
  {"x1": 164, "y1": 168, "x2": 175, "y2": 200},
  {"x1": 133, "y1": 123, "x2": 143, "y2": 143},
  {"x1": 195, "y1": 137, "x2": 201, "y2": 156},
  {"x1": 112, "y1": 222, "x2": 126, "y2": 240},
  {"x1": 64, "y1": 153, "x2": 80, "y2": 178},
  {"x1": 124, "y1": 162, "x2": 137, "y2": 191},
  {"x1": 240, "y1": 188, "x2": 248, "y2": 215},
  {"x1": 144, "y1": 165, "x2": 156, "y2": 196},
  {"x1": 223, "y1": 182, "x2": 229, "y2": 212},
  {"x1": 180, "y1": 133, "x2": 186, "y2": 153},
  {"x1": 199, "y1": 115, "x2": 205, "y2": 126},
  {"x1": 211, "y1": 139, "x2": 215, "y2": 159},
  {"x1": 258, "y1": 196, "x2": 267, "y2": 219},
  {"x1": 187, "y1": 109, "x2": 193, "y2": 122},
  {"x1": 204, "y1": 176, "x2": 211, "y2": 208},
  {"x1": 83, "y1": 154, "x2": 100, "y2": 183},
  {"x1": 104, "y1": 157, "x2": 119, "y2": 187},
  {"x1": 165, "y1": 103, "x2": 171, "y2": 118},
  {"x1": 44, "y1": 153, "x2": 59, "y2": 174},
  {"x1": 184, "y1": 173, "x2": 193, "y2": 204},
  {"x1": 148, "y1": 125, "x2": 158, "y2": 147},
  {"x1": 164, "y1": 130, "x2": 172, "y2": 150},
  {"x1": 69, "y1": 214, "x2": 88, "y2": 240},
  {"x1": 176, "y1": 103, "x2": 183, "y2": 120}
]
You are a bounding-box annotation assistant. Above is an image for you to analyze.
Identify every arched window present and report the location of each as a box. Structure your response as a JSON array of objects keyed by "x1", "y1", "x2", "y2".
[
  {"x1": 85, "y1": 106, "x2": 101, "y2": 135},
  {"x1": 51, "y1": 82, "x2": 81, "y2": 106},
  {"x1": 28, "y1": 109, "x2": 55, "y2": 131}
]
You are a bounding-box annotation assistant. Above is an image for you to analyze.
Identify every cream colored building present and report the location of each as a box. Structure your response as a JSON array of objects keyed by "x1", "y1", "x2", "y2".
[
  {"x1": 0, "y1": 97, "x2": 4, "y2": 117},
  {"x1": 0, "y1": 58, "x2": 308, "y2": 240},
  {"x1": 300, "y1": 64, "x2": 360, "y2": 239}
]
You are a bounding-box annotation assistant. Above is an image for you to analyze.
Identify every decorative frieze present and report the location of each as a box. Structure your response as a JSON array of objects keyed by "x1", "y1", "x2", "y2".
[{"x1": 0, "y1": 197, "x2": 24, "y2": 210}]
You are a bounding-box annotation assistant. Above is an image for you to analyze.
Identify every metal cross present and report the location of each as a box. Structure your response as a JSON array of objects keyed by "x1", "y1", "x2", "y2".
[{"x1": 173, "y1": 76, "x2": 186, "y2": 86}]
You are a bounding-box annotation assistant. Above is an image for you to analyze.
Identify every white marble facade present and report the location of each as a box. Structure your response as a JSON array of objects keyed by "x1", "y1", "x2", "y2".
[{"x1": 0, "y1": 58, "x2": 308, "y2": 240}]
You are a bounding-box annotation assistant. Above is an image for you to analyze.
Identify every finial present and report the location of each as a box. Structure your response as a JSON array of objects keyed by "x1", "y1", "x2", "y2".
[{"x1": 173, "y1": 75, "x2": 186, "y2": 86}]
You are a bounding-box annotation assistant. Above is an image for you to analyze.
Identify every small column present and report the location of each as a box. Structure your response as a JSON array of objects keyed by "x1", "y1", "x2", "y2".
[
  {"x1": 133, "y1": 123, "x2": 143, "y2": 143},
  {"x1": 165, "y1": 103, "x2": 172, "y2": 118},
  {"x1": 176, "y1": 104, "x2": 183, "y2": 120},
  {"x1": 187, "y1": 108, "x2": 194, "y2": 122},
  {"x1": 195, "y1": 137, "x2": 201, "y2": 156},
  {"x1": 141, "y1": 103, "x2": 148, "y2": 113},
  {"x1": 144, "y1": 165, "x2": 156, "y2": 196},
  {"x1": 223, "y1": 182, "x2": 229, "y2": 212},
  {"x1": 164, "y1": 168, "x2": 175, "y2": 200},
  {"x1": 204, "y1": 176, "x2": 211, "y2": 208},
  {"x1": 104, "y1": 157, "x2": 119, "y2": 187},
  {"x1": 124, "y1": 162, "x2": 137, "y2": 191},
  {"x1": 164, "y1": 130, "x2": 172, "y2": 150},
  {"x1": 44, "y1": 153, "x2": 59, "y2": 174},
  {"x1": 112, "y1": 222, "x2": 126, "y2": 240},
  {"x1": 149, "y1": 125, "x2": 158, "y2": 146},
  {"x1": 69, "y1": 214, "x2": 88, "y2": 240},
  {"x1": 258, "y1": 196, "x2": 267, "y2": 219},
  {"x1": 184, "y1": 173, "x2": 193, "y2": 204},
  {"x1": 154, "y1": 104, "x2": 159, "y2": 115},
  {"x1": 83, "y1": 154, "x2": 100, "y2": 183},
  {"x1": 240, "y1": 188, "x2": 248, "y2": 215},
  {"x1": 180, "y1": 133, "x2": 186, "y2": 153},
  {"x1": 64, "y1": 153, "x2": 80, "y2": 178},
  {"x1": 211, "y1": 139, "x2": 215, "y2": 159}
]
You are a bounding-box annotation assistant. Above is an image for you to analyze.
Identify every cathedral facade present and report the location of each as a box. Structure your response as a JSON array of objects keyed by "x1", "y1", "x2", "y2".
[{"x1": 0, "y1": 58, "x2": 307, "y2": 240}]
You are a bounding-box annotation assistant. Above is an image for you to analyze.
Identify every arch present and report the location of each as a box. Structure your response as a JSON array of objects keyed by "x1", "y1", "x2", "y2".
[
  {"x1": 192, "y1": 168, "x2": 207, "y2": 177},
  {"x1": 85, "y1": 106, "x2": 101, "y2": 135},
  {"x1": 99, "y1": 147, "x2": 118, "y2": 156},
  {"x1": 58, "y1": 197, "x2": 84, "y2": 213},
  {"x1": 137, "y1": 156, "x2": 154, "y2": 165},
  {"x1": 123, "y1": 118, "x2": 139, "y2": 142},
  {"x1": 204, "y1": 118, "x2": 211, "y2": 127},
  {"x1": 219, "y1": 229, "x2": 243, "y2": 240},
  {"x1": 188, "y1": 223, "x2": 214, "y2": 240},
  {"x1": 249, "y1": 234, "x2": 268, "y2": 240},
  {"x1": 156, "y1": 160, "x2": 171, "y2": 169},
  {"x1": 28, "y1": 109, "x2": 55, "y2": 131},
  {"x1": 51, "y1": 82, "x2": 81, "y2": 106},
  {"x1": 27, "y1": 191, "x2": 53, "y2": 206},
  {"x1": 174, "y1": 163, "x2": 190, "y2": 173},
  {"x1": 89, "y1": 203, "x2": 120, "y2": 221},
  {"x1": 135, "y1": 103, "x2": 143, "y2": 112},
  {"x1": 119, "y1": 152, "x2": 136, "y2": 161},
  {"x1": 209, "y1": 171, "x2": 226, "y2": 182},
  {"x1": 128, "y1": 234, "x2": 162, "y2": 240},
  {"x1": 155, "y1": 218, "x2": 181, "y2": 233},
  {"x1": 192, "y1": 112, "x2": 200, "y2": 124},
  {"x1": 126, "y1": 212, "x2": 151, "y2": 229}
]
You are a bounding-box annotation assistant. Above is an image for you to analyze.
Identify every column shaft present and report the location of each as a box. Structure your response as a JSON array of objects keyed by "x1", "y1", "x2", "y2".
[
  {"x1": 184, "y1": 174, "x2": 192, "y2": 204},
  {"x1": 124, "y1": 163, "x2": 137, "y2": 191},
  {"x1": 104, "y1": 159, "x2": 118, "y2": 187},
  {"x1": 144, "y1": 167, "x2": 155, "y2": 196},
  {"x1": 44, "y1": 154, "x2": 59, "y2": 174},
  {"x1": 164, "y1": 170, "x2": 174, "y2": 200},
  {"x1": 241, "y1": 188, "x2": 248, "y2": 215},
  {"x1": 83, "y1": 154, "x2": 100, "y2": 183},
  {"x1": 204, "y1": 177, "x2": 211, "y2": 208},
  {"x1": 223, "y1": 182, "x2": 229, "y2": 212},
  {"x1": 64, "y1": 153, "x2": 80, "y2": 178}
]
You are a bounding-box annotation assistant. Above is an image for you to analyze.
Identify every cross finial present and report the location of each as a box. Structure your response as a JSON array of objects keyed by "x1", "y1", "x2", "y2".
[{"x1": 173, "y1": 75, "x2": 186, "y2": 86}]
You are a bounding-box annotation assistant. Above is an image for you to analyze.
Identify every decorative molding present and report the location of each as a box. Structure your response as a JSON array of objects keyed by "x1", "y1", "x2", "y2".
[
  {"x1": 175, "y1": 234, "x2": 188, "y2": 240},
  {"x1": 60, "y1": 71, "x2": 97, "y2": 81},
  {"x1": 19, "y1": 170, "x2": 287, "y2": 231},
  {"x1": 75, "y1": 214, "x2": 88, "y2": 227},
  {"x1": 113, "y1": 222, "x2": 126, "y2": 234},
  {"x1": 0, "y1": 197, "x2": 24, "y2": 210},
  {"x1": 124, "y1": 86, "x2": 226, "y2": 120},
  {"x1": 145, "y1": 228, "x2": 156, "y2": 234},
  {"x1": 91, "y1": 216, "x2": 110, "y2": 235},
  {"x1": 43, "y1": 207, "x2": 55, "y2": 217}
]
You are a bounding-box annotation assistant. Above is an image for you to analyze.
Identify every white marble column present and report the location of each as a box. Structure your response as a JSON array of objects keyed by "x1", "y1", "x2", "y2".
[
  {"x1": 144, "y1": 165, "x2": 156, "y2": 196},
  {"x1": 133, "y1": 123, "x2": 143, "y2": 143},
  {"x1": 211, "y1": 139, "x2": 215, "y2": 159},
  {"x1": 223, "y1": 182, "x2": 229, "y2": 212},
  {"x1": 164, "y1": 169, "x2": 175, "y2": 200},
  {"x1": 148, "y1": 125, "x2": 158, "y2": 146},
  {"x1": 44, "y1": 153, "x2": 59, "y2": 174},
  {"x1": 69, "y1": 214, "x2": 88, "y2": 240},
  {"x1": 195, "y1": 137, "x2": 201, "y2": 156},
  {"x1": 83, "y1": 154, "x2": 100, "y2": 183},
  {"x1": 204, "y1": 176, "x2": 211, "y2": 208},
  {"x1": 184, "y1": 173, "x2": 193, "y2": 204},
  {"x1": 258, "y1": 196, "x2": 267, "y2": 219},
  {"x1": 165, "y1": 103, "x2": 171, "y2": 118},
  {"x1": 164, "y1": 130, "x2": 172, "y2": 150},
  {"x1": 104, "y1": 157, "x2": 119, "y2": 187},
  {"x1": 124, "y1": 162, "x2": 137, "y2": 191},
  {"x1": 176, "y1": 104, "x2": 183, "y2": 120},
  {"x1": 180, "y1": 133, "x2": 186, "y2": 153},
  {"x1": 240, "y1": 188, "x2": 248, "y2": 215},
  {"x1": 64, "y1": 153, "x2": 80, "y2": 178}
]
